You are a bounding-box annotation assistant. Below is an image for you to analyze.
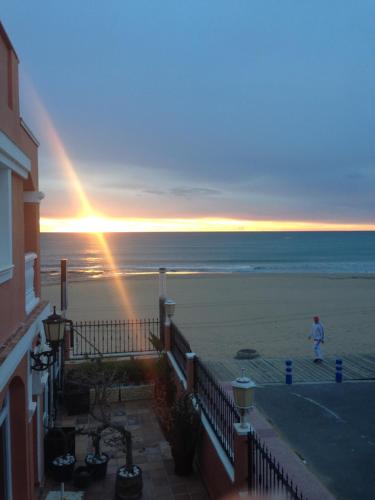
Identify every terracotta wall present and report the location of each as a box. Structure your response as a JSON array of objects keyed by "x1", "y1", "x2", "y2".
[
  {"x1": 0, "y1": 26, "x2": 40, "y2": 343},
  {"x1": 0, "y1": 175, "x2": 26, "y2": 344},
  {"x1": 10, "y1": 358, "x2": 34, "y2": 500},
  {"x1": 196, "y1": 430, "x2": 234, "y2": 499},
  {"x1": 0, "y1": 30, "x2": 39, "y2": 189}
]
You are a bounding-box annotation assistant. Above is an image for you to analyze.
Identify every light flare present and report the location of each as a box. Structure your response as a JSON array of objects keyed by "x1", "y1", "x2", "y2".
[{"x1": 26, "y1": 81, "x2": 135, "y2": 317}]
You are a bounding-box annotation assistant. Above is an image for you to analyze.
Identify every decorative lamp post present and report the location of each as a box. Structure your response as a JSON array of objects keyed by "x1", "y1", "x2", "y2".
[
  {"x1": 31, "y1": 306, "x2": 72, "y2": 372},
  {"x1": 163, "y1": 299, "x2": 176, "y2": 351},
  {"x1": 232, "y1": 369, "x2": 256, "y2": 429},
  {"x1": 164, "y1": 298, "x2": 176, "y2": 325},
  {"x1": 43, "y1": 306, "x2": 67, "y2": 349}
]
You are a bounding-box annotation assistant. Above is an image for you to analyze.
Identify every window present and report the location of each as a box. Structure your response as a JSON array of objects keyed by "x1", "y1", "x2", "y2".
[
  {"x1": 0, "y1": 130, "x2": 31, "y2": 284},
  {"x1": 0, "y1": 167, "x2": 13, "y2": 284}
]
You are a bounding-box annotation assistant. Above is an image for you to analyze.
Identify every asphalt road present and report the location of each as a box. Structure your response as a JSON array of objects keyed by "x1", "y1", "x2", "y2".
[{"x1": 254, "y1": 381, "x2": 375, "y2": 500}]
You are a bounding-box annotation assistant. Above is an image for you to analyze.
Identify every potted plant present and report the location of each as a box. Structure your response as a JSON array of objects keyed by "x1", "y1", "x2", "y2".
[
  {"x1": 72, "y1": 358, "x2": 142, "y2": 496},
  {"x1": 84, "y1": 424, "x2": 110, "y2": 480},
  {"x1": 168, "y1": 393, "x2": 201, "y2": 476},
  {"x1": 44, "y1": 426, "x2": 75, "y2": 474},
  {"x1": 110, "y1": 424, "x2": 142, "y2": 500},
  {"x1": 149, "y1": 333, "x2": 177, "y2": 436},
  {"x1": 50, "y1": 452, "x2": 76, "y2": 482}
]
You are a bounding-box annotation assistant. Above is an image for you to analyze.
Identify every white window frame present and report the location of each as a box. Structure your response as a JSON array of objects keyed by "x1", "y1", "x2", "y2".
[
  {"x1": 0, "y1": 130, "x2": 31, "y2": 285},
  {"x1": 0, "y1": 168, "x2": 13, "y2": 284},
  {"x1": 0, "y1": 394, "x2": 13, "y2": 500}
]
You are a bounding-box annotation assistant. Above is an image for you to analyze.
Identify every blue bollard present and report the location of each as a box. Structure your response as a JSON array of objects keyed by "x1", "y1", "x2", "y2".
[
  {"x1": 285, "y1": 360, "x2": 293, "y2": 385},
  {"x1": 336, "y1": 358, "x2": 343, "y2": 383}
]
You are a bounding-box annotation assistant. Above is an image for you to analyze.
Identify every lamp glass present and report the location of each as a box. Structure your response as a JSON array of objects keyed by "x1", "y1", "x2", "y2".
[
  {"x1": 232, "y1": 376, "x2": 256, "y2": 410},
  {"x1": 43, "y1": 306, "x2": 65, "y2": 345},
  {"x1": 164, "y1": 299, "x2": 176, "y2": 318}
]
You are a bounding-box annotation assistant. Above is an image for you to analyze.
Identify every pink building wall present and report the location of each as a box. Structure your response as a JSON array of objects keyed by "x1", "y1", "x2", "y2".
[
  {"x1": 0, "y1": 23, "x2": 41, "y2": 345},
  {"x1": 0, "y1": 22, "x2": 48, "y2": 500}
]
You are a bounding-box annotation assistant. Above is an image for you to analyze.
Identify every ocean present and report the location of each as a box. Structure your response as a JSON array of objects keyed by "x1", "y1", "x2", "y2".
[{"x1": 40, "y1": 232, "x2": 375, "y2": 284}]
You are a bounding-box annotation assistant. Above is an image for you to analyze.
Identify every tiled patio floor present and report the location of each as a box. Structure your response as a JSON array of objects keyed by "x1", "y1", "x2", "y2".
[{"x1": 40, "y1": 400, "x2": 210, "y2": 500}]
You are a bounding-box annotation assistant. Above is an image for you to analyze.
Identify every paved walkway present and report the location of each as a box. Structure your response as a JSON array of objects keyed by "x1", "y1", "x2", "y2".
[
  {"x1": 206, "y1": 353, "x2": 375, "y2": 385},
  {"x1": 254, "y1": 381, "x2": 375, "y2": 500},
  {"x1": 41, "y1": 400, "x2": 210, "y2": 500}
]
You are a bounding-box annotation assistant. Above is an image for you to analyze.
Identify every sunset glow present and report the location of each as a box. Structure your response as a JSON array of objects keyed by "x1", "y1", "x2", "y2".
[
  {"x1": 40, "y1": 216, "x2": 375, "y2": 233},
  {"x1": 28, "y1": 84, "x2": 136, "y2": 316}
]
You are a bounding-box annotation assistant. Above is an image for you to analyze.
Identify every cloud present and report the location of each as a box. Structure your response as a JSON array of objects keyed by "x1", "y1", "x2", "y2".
[{"x1": 169, "y1": 187, "x2": 221, "y2": 198}]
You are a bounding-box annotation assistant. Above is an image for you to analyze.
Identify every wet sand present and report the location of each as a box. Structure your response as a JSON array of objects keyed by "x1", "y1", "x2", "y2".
[{"x1": 42, "y1": 273, "x2": 375, "y2": 360}]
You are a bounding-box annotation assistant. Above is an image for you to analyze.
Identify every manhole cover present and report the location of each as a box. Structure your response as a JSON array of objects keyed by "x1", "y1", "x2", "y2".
[{"x1": 234, "y1": 349, "x2": 259, "y2": 360}]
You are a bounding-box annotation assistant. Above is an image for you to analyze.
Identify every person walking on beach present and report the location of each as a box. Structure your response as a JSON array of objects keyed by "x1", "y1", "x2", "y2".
[{"x1": 308, "y1": 316, "x2": 325, "y2": 363}]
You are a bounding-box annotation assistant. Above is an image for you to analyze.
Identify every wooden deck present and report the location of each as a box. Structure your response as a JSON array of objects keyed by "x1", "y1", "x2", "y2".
[{"x1": 205, "y1": 353, "x2": 375, "y2": 385}]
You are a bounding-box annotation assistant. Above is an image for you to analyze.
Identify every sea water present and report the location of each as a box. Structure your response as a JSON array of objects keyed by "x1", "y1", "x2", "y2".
[{"x1": 40, "y1": 232, "x2": 375, "y2": 284}]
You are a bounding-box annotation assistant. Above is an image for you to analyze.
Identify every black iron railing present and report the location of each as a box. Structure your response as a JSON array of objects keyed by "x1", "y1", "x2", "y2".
[
  {"x1": 170, "y1": 322, "x2": 191, "y2": 375},
  {"x1": 248, "y1": 430, "x2": 307, "y2": 499},
  {"x1": 194, "y1": 357, "x2": 240, "y2": 464},
  {"x1": 72, "y1": 319, "x2": 160, "y2": 358}
]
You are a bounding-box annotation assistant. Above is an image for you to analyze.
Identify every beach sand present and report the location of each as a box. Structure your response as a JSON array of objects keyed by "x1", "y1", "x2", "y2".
[{"x1": 42, "y1": 273, "x2": 375, "y2": 361}]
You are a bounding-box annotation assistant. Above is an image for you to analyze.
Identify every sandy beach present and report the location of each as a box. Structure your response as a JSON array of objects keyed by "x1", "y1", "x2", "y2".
[{"x1": 42, "y1": 273, "x2": 375, "y2": 361}]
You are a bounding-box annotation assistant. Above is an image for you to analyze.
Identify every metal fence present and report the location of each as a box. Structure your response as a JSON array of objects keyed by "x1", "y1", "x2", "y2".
[
  {"x1": 248, "y1": 430, "x2": 307, "y2": 499},
  {"x1": 170, "y1": 322, "x2": 192, "y2": 375},
  {"x1": 72, "y1": 319, "x2": 160, "y2": 358},
  {"x1": 194, "y1": 357, "x2": 240, "y2": 464}
]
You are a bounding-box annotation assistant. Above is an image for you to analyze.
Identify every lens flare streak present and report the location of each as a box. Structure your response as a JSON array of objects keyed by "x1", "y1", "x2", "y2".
[{"x1": 28, "y1": 81, "x2": 135, "y2": 317}]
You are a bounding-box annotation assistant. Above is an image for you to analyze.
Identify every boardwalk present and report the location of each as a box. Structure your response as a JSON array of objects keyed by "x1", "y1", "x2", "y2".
[{"x1": 205, "y1": 353, "x2": 375, "y2": 385}]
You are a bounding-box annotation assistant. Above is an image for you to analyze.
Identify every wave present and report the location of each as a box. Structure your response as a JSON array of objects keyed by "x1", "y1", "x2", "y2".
[{"x1": 41, "y1": 260, "x2": 375, "y2": 285}]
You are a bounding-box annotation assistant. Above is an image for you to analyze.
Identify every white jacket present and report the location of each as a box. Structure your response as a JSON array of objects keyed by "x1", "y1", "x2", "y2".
[{"x1": 309, "y1": 323, "x2": 325, "y2": 341}]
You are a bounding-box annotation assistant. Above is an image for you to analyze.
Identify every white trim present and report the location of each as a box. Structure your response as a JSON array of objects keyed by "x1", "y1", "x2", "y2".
[
  {"x1": 0, "y1": 302, "x2": 51, "y2": 393},
  {"x1": 0, "y1": 264, "x2": 14, "y2": 284},
  {"x1": 20, "y1": 118, "x2": 40, "y2": 147},
  {"x1": 25, "y1": 251, "x2": 37, "y2": 264},
  {"x1": 0, "y1": 394, "x2": 13, "y2": 500},
  {"x1": 234, "y1": 422, "x2": 253, "y2": 435},
  {"x1": 0, "y1": 131, "x2": 31, "y2": 179},
  {"x1": 167, "y1": 351, "x2": 187, "y2": 390},
  {"x1": 32, "y1": 371, "x2": 48, "y2": 396},
  {"x1": 28, "y1": 401, "x2": 37, "y2": 422},
  {"x1": 25, "y1": 252, "x2": 40, "y2": 315},
  {"x1": 0, "y1": 168, "x2": 13, "y2": 284},
  {"x1": 24, "y1": 191, "x2": 45, "y2": 203},
  {"x1": 36, "y1": 392, "x2": 47, "y2": 485}
]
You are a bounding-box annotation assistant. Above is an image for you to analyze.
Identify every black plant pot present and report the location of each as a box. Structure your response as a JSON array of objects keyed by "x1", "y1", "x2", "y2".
[
  {"x1": 73, "y1": 466, "x2": 92, "y2": 488},
  {"x1": 51, "y1": 455, "x2": 76, "y2": 482},
  {"x1": 172, "y1": 449, "x2": 195, "y2": 476},
  {"x1": 44, "y1": 427, "x2": 76, "y2": 473},
  {"x1": 115, "y1": 466, "x2": 142, "y2": 500},
  {"x1": 85, "y1": 453, "x2": 109, "y2": 480}
]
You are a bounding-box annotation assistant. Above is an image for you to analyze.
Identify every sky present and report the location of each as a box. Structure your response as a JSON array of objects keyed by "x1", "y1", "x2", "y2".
[{"x1": 2, "y1": 0, "x2": 375, "y2": 231}]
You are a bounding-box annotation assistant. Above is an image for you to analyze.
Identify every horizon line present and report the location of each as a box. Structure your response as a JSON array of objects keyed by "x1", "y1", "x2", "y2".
[{"x1": 40, "y1": 216, "x2": 375, "y2": 233}]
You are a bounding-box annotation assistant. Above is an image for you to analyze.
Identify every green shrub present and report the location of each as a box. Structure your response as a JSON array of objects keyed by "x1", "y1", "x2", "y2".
[{"x1": 65, "y1": 358, "x2": 156, "y2": 387}]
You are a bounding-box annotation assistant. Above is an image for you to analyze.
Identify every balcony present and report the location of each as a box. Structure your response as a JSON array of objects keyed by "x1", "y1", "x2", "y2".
[{"x1": 25, "y1": 252, "x2": 39, "y2": 315}]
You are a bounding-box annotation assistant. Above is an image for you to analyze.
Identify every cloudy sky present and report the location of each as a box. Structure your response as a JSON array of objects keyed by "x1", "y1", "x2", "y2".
[{"x1": 2, "y1": 1, "x2": 375, "y2": 230}]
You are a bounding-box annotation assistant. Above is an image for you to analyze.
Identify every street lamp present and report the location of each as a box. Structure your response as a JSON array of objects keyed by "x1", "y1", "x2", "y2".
[
  {"x1": 43, "y1": 306, "x2": 68, "y2": 349},
  {"x1": 232, "y1": 369, "x2": 256, "y2": 429},
  {"x1": 164, "y1": 298, "x2": 176, "y2": 324},
  {"x1": 31, "y1": 306, "x2": 72, "y2": 372}
]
